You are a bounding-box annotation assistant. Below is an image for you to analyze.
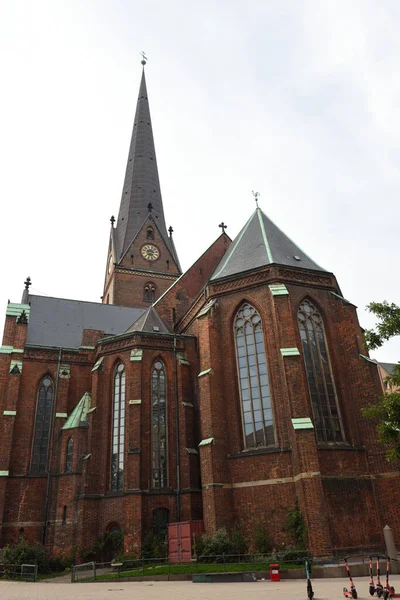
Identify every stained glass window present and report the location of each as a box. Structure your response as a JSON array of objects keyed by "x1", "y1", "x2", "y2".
[
  {"x1": 298, "y1": 299, "x2": 343, "y2": 442},
  {"x1": 65, "y1": 437, "x2": 73, "y2": 473},
  {"x1": 234, "y1": 303, "x2": 275, "y2": 448},
  {"x1": 31, "y1": 377, "x2": 53, "y2": 473},
  {"x1": 152, "y1": 361, "x2": 167, "y2": 488},
  {"x1": 111, "y1": 363, "x2": 125, "y2": 491}
]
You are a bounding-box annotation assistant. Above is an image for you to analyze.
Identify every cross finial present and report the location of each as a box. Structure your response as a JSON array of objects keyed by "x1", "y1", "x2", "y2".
[
  {"x1": 24, "y1": 276, "x2": 31, "y2": 290},
  {"x1": 110, "y1": 215, "x2": 115, "y2": 227},
  {"x1": 147, "y1": 202, "x2": 153, "y2": 213},
  {"x1": 140, "y1": 51, "x2": 147, "y2": 66},
  {"x1": 252, "y1": 190, "x2": 260, "y2": 207},
  {"x1": 168, "y1": 226, "x2": 173, "y2": 236},
  {"x1": 219, "y1": 222, "x2": 227, "y2": 234}
]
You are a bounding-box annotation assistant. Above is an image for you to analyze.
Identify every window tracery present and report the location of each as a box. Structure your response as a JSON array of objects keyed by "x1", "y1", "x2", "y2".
[
  {"x1": 298, "y1": 299, "x2": 343, "y2": 442},
  {"x1": 144, "y1": 283, "x2": 156, "y2": 302},
  {"x1": 65, "y1": 437, "x2": 73, "y2": 472},
  {"x1": 152, "y1": 361, "x2": 167, "y2": 488},
  {"x1": 111, "y1": 363, "x2": 125, "y2": 491},
  {"x1": 31, "y1": 377, "x2": 53, "y2": 473},
  {"x1": 234, "y1": 303, "x2": 275, "y2": 448}
]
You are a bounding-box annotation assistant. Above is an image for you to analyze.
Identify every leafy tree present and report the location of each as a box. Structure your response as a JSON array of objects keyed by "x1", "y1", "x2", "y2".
[
  {"x1": 362, "y1": 366, "x2": 400, "y2": 463},
  {"x1": 362, "y1": 300, "x2": 400, "y2": 462},
  {"x1": 364, "y1": 301, "x2": 400, "y2": 350}
]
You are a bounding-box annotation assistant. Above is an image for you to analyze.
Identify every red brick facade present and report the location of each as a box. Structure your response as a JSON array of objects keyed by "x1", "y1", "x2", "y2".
[
  {"x1": 1, "y1": 66, "x2": 398, "y2": 560},
  {"x1": 1, "y1": 253, "x2": 399, "y2": 559}
]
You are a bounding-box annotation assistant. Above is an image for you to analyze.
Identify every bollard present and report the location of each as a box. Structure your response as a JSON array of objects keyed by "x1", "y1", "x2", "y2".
[{"x1": 383, "y1": 525, "x2": 398, "y2": 558}]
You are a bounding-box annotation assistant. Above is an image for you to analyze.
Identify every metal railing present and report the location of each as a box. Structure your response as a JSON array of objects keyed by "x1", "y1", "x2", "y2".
[
  {"x1": 0, "y1": 563, "x2": 38, "y2": 581},
  {"x1": 70, "y1": 551, "x2": 311, "y2": 582}
]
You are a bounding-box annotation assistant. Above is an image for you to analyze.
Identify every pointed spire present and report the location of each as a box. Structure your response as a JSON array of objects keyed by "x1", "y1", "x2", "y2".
[
  {"x1": 114, "y1": 66, "x2": 169, "y2": 261},
  {"x1": 211, "y1": 206, "x2": 326, "y2": 281}
]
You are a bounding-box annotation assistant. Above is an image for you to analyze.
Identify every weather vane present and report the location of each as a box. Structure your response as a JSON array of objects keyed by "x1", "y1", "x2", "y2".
[
  {"x1": 252, "y1": 190, "x2": 260, "y2": 207},
  {"x1": 140, "y1": 51, "x2": 147, "y2": 66}
]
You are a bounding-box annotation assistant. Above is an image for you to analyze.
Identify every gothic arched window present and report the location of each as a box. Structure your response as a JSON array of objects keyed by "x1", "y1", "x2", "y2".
[
  {"x1": 152, "y1": 361, "x2": 167, "y2": 488},
  {"x1": 234, "y1": 303, "x2": 275, "y2": 448},
  {"x1": 111, "y1": 363, "x2": 125, "y2": 491},
  {"x1": 298, "y1": 299, "x2": 343, "y2": 443},
  {"x1": 65, "y1": 437, "x2": 73, "y2": 473},
  {"x1": 146, "y1": 226, "x2": 154, "y2": 240},
  {"x1": 144, "y1": 283, "x2": 156, "y2": 303},
  {"x1": 31, "y1": 377, "x2": 53, "y2": 473}
]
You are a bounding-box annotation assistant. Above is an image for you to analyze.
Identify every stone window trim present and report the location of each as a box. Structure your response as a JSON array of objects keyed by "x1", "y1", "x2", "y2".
[
  {"x1": 151, "y1": 360, "x2": 168, "y2": 489},
  {"x1": 111, "y1": 362, "x2": 125, "y2": 491},
  {"x1": 144, "y1": 282, "x2": 157, "y2": 303},
  {"x1": 298, "y1": 298, "x2": 345, "y2": 444},
  {"x1": 234, "y1": 302, "x2": 276, "y2": 450},
  {"x1": 30, "y1": 376, "x2": 54, "y2": 474},
  {"x1": 65, "y1": 437, "x2": 73, "y2": 473}
]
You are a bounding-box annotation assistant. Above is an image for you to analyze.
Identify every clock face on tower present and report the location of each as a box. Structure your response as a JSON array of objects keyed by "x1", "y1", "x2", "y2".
[{"x1": 141, "y1": 244, "x2": 160, "y2": 261}]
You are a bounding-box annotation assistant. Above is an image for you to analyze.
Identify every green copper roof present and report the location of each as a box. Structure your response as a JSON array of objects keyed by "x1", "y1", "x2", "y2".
[
  {"x1": 211, "y1": 207, "x2": 326, "y2": 281},
  {"x1": 62, "y1": 392, "x2": 91, "y2": 430}
]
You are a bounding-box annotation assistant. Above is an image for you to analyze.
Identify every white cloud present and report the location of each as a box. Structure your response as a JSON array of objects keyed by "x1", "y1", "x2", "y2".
[{"x1": 0, "y1": 0, "x2": 399, "y2": 362}]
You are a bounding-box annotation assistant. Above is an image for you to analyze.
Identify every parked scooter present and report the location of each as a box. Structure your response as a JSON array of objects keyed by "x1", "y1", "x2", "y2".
[
  {"x1": 369, "y1": 556, "x2": 376, "y2": 596},
  {"x1": 383, "y1": 556, "x2": 396, "y2": 600},
  {"x1": 376, "y1": 556, "x2": 384, "y2": 598},
  {"x1": 305, "y1": 559, "x2": 314, "y2": 599},
  {"x1": 343, "y1": 557, "x2": 358, "y2": 599}
]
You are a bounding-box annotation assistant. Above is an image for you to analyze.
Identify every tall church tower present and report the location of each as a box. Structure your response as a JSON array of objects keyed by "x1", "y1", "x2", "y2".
[{"x1": 103, "y1": 62, "x2": 181, "y2": 308}]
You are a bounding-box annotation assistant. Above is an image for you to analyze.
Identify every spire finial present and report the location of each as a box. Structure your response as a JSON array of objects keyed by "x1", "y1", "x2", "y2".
[
  {"x1": 140, "y1": 51, "x2": 147, "y2": 66},
  {"x1": 252, "y1": 190, "x2": 260, "y2": 208},
  {"x1": 22, "y1": 276, "x2": 31, "y2": 304},
  {"x1": 110, "y1": 215, "x2": 115, "y2": 227},
  {"x1": 147, "y1": 202, "x2": 153, "y2": 213},
  {"x1": 168, "y1": 226, "x2": 173, "y2": 237},
  {"x1": 219, "y1": 222, "x2": 227, "y2": 234}
]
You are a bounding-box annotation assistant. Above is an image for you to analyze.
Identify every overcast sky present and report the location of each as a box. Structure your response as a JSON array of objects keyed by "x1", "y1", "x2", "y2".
[{"x1": 1, "y1": 0, "x2": 399, "y2": 362}]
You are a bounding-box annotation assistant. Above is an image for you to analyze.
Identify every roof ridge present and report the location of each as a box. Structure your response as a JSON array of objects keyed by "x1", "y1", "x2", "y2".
[
  {"x1": 211, "y1": 212, "x2": 255, "y2": 280},
  {"x1": 210, "y1": 205, "x2": 326, "y2": 281}
]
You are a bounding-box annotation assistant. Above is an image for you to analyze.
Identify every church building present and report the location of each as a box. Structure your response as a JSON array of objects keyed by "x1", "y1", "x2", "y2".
[{"x1": 0, "y1": 63, "x2": 398, "y2": 559}]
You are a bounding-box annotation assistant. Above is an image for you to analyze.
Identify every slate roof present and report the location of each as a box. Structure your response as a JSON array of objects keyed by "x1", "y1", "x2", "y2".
[
  {"x1": 115, "y1": 68, "x2": 171, "y2": 262},
  {"x1": 125, "y1": 305, "x2": 171, "y2": 334},
  {"x1": 26, "y1": 295, "x2": 145, "y2": 349},
  {"x1": 62, "y1": 392, "x2": 91, "y2": 430},
  {"x1": 379, "y1": 362, "x2": 398, "y2": 377},
  {"x1": 211, "y1": 207, "x2": 326, "y2": 281}
]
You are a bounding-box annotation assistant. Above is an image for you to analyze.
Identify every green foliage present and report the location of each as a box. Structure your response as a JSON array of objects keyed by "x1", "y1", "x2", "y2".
[
  {"x1": 141, "y1": 531, "x2": 167, "y2": 560},
  {"x1": 365, "y1": 301, "x2": 400, "y2": 350},
  {"x1": 201, "y1": 528, "x2": 234, "y2": 561},
  {"x1": 362, "y1": 392, "x2": 400, "y2": 462},
  {"x1": 280, "y1": 546, "x2": 311, "y2": 564},
  {"x1": 192, "y1": 532, "x2": 204, "y2": 558},
  {"x1": 82, "y1": 529, "x2": 125, "y2": 562},
  {"x1": 284, "y1": 500, "x2": 307, "y2": 549},
  {"x1": 253, "y1": 524, "x2": 272, "y2": 554},
  {"x1": 2, "y1": 539, "x2": 48, "y2": 575},
  {"x1": 105, "y1": 530, "x2": 124, "y2": 560},
  {"x1": 231, "y1": 525, "x2": 248, "y2": 555}
]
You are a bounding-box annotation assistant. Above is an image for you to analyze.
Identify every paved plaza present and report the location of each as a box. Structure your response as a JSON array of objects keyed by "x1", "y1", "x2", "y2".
[{"x1": 0, "y1": 575, "x2": 400, "y2": 600}]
